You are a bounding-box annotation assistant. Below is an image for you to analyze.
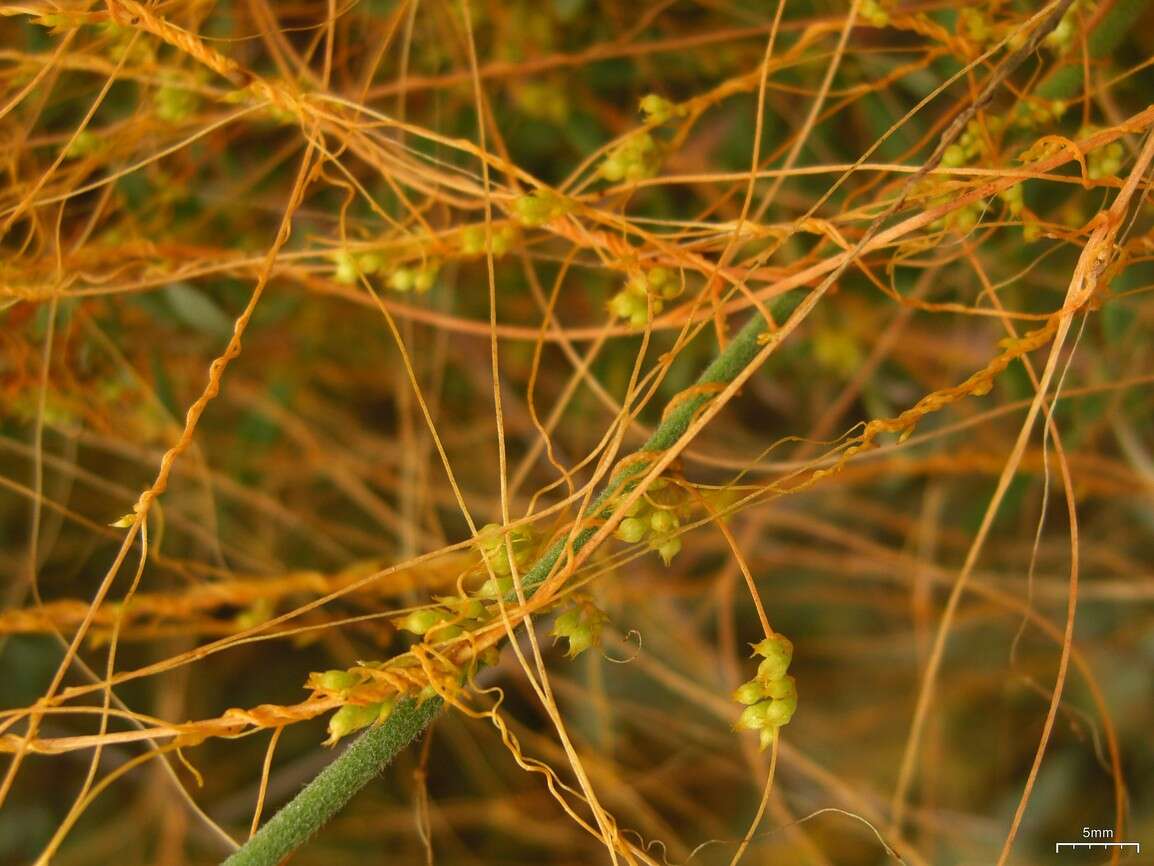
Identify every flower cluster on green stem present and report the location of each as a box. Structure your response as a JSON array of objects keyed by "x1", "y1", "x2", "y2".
[
  {"x1": 460, "y1": 224, "x2": 517, "y2": 257},
  {"x1": 733, "y1": 633, "x2": 798, "y2": 750},
  {"x1": 332, "y1": 250, "x2": 441, "y2": 294},
  {"x1": 639, "y1": 93, "x2": 685, "y2": 124},
  {"x1": 610, "y1": 476, "x2": 687, "y2": 564},
  {"x1": 600, "y1": 132, "x2": 662, "y2": 183},
  {"x1": 608, "y1": 266, "x2": 681, "y2": 328},
  {"x1": 551, "y1": 600, "x2": 608, "y2": 658},
  {"x1": 1078, "y1": 126, "x2": 1126, "y2": 179},
  {"x1": 512, "y1": 189, "x2": 572, "y2": 226},
  {"x1": 477, "y1": 522, "x2": 537, "y2": 582}
]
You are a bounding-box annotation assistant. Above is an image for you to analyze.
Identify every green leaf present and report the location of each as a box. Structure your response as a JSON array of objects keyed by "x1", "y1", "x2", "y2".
[{"x1": 162, "y1": 282, "x2": 233, "y2": 337}]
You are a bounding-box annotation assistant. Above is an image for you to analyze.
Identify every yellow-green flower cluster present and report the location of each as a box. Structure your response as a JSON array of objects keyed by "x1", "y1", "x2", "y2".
[
  {"x1": 1079, "y1": 127, "x2": 1126, "y2": 180},
  {"x1": 1089, "y1": 142, "x2": 1125, "y2": 179},
  {"x1": 477, "y1": 522, "x2": 537, "y2": 586},
  {"x1": 611, "y1": 477, "x2": 685, "y2": 565},
  {"x1": 919, "y1": 180, "x2": 983, "y2": 235},
  {"x1": 639, "y1": 94, "x2": 685, "y2": 124},
  {"x1": 551, "y1": 601, "x2": 608, "y2": 658},
  {"x1": 309, "y1": 668, "x2": 393, "y2": 744},
  {"x1": 733, "y1": 633, "x2": 797, "y2": 749},
  {"x1": 314, "y1": 604, "x2": 505, "y2": 744},
  {"x1": 397, "y1": 591, "x2": 493, "y2": 639},
  {"x1": 332, "y1": 250, "x2": 440, "y2": 294},
  {"x1": 608, "y1": 266, "x2": 680, "y2": 327},
  {"x1": 387, "y1": 260, "x2": 440, "y2": 294},
  {"x1": 324, "y1": 698, "x2": 396, "y2": 745},
  {"x1": 941, "y1": 119, "x2": 995, "y2": 168},
  {"x1": 998, "y1": 183, "x2": 1024, "y2": 217},
  {"x1": 1043, "y1": 1, "x2": 1084, "y2": 54},
  {"x1": 333, "y1": 250, "x2": 380, "y2": 284},
  {"x1": 513, "y1": 189, "x2": 571, "y2": 226},
  {"x1": 860, "y1": 0, "x2": 890, "y2": 27},
  {"x1": 1010, "y1": 96, "x2": 1067, "y2": 130},
  {"x1": 314, "y1": 669, "x2": 364, "y2": 693},
  {"x1": 600, "y1": 132, "x2": 661, "y2": 183},
  {"x1": 460, "y1": 224, "x2": 517, "y2": 257},
  {"x1": 399, "y1": 607, "x2": 456, "y2": 638}
]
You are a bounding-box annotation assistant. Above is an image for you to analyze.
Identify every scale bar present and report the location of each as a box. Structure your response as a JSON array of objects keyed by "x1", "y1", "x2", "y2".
[{"x1": 1055, "y1": 842, "x2": 1140, "y2": 854}]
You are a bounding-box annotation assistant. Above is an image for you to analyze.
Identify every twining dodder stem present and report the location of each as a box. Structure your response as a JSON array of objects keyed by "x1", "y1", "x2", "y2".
[{"x1": 224, "y1": 292, "x2": 801, "y2": 866}]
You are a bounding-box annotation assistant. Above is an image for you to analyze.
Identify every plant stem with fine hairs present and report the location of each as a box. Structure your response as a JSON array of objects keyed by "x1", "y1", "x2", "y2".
[{"x1": 223, "y1": 291, "x2": 803, "y2": 866}]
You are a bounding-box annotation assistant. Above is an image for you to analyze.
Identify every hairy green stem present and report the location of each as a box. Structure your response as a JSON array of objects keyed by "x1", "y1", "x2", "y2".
[
  {"x1": 222, "y1": 291, "x2": 801, "y2": 865},
  {"x1": 222, "y1": 696, "x2": 442, "y2": 866},
  {"x1": 517, "y1": 291, "x2": 802, "y2": 595}
]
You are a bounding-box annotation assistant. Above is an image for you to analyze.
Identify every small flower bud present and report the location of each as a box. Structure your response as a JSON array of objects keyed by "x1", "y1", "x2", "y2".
[
  {"x1": 639, "y1": 94, "x2": 679, "y2": 123},
  {"x1": 461, "y1": 225, "x2": 485, "y2": 255},
  {"x1": 401, "y1": 608, "x2": 447, "y2": 635},
  {"x1": 764, "y1": 675, "x2": 796, "y2": 701},
  {"x1": 562, "y1": 628, "x2": 595, "y2": 658},
  {"x1": 477, "y1": 574, "x2": 513, "y2": 598},
  {"x1": 942, "y1": 144, "x2": 966, "y2": 168},
  {"x1": 551, "y1": 602, "x2": 608, "y2": 659},
  {"x1": 316, "y1": 669, "x2": 360, "y2": 692},
  {"x1": 760, "y1": 694, "x2": 797, "y2": 728},
  {"x1": 608, "y1": 291, "x2": 636, "y2": 320},
  {"x1": 358, "y1": 252, "x2": 384, "y2": 274},
  {"x1": 735, "y1": 700, "x2": 773, "y2": 731},
  {"x1": 457, "y1": 597, "x2": 487, "y2": 620},
  {"x1": 600, "y1": 156, "x2": 625, "y2": 182},
  {"x1": 492, "y1": 226, "x2": 516, "y2": 256},
  {"x1": 625, "y1": 274, "x2": 649, "y2": 296},
  {"x1": 513, "y1": 190, "x2": 569, "y2": 226},
  {"x1": 733, "y1": 680, "x2": 769, "y2": 705},
  {"x1": 615, "y1": 516, "x2": 648, "y2": 544},
  {"x1": 477, "y1": 523, "x2": 503, "y2": 554},
  {"x1": 649, "y1": 509, "x2": 678, "y2": 534},
  {"x1": 388, "y1": 267, "x2": 415, "y2": 292},
  {"x1": 751, "y1": 634, "x2": 793, "y2": 681},
  {"x1": 481, "y1": 542, "x2": 512, "y2": 576},
  {"x1": 600, "y1": 133, "x2": 661, "y2": 183},
  {"x1": 334, "y1": 251, "x2": 358, "y2": 284},
  {"x1": 655, "y1": 536, "x2": 681, "y2": 565},
  {"x1": 325, "y1": 701, "x2": 386, "y2": 745},
  {"x1": 552, "y1": 608, "x2": 582, "y2": 638},
  {"x1": 412, "y1": 263, "x2": 439, "y2": 294},
  {"x1": 646, "y1": 267, "x2": 673, "y2": 289}
]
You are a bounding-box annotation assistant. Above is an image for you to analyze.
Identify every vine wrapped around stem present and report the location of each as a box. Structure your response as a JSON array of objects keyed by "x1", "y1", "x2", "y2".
[{"x1": 223, "y1": 292, "x2": 803, "y2": 866}]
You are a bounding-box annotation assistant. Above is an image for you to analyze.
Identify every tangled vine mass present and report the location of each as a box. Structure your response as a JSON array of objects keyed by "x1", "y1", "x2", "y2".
[{"x1": 1, "y1": 2, "x2": 1153, "y2": 865}]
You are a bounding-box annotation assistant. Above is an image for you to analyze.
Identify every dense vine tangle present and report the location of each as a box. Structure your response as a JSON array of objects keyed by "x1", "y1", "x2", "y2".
[{"x1": 1, "y1": 1, "x2": 1152, "y2": 865}]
